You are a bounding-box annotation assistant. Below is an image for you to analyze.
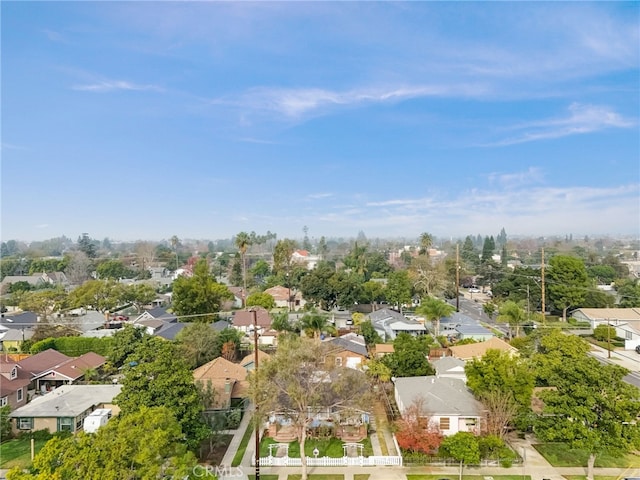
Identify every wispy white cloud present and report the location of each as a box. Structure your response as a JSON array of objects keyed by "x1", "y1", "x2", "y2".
[
  {"x1": 1, "y1": 143, "x2": 28, "y2": 151},
  {"x1": 487, "y1": 167, "x2": 544, "y2": 187},
  {"x1": 306, "y1": 193, "x2": 333, "y2": 200},
  {"x1": 306, "y1": 182, "x2": 639, "y2": 238},
  {"x1": 218, "y1": 83, "x2": 489, "y2": 119},
  {"x1": 35, "y1": 224, "x2": 49, "y2": 229},
  {"x1": 485, "y1": 103, "x2": 635, "y2": 147},
  {"x1": 72, "y1": 80, "x2": 164, "y2": 93}
]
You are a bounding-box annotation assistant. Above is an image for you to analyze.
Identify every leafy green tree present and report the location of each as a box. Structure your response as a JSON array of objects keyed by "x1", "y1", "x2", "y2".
[
  {"x1": 481, "y1": 236, "x2": 496, "y2": 263},
  {"x1": 0, "y1": 405, "x2": 11, "y2": 441},
  {"x1": 461, "y1": 236, "x2": 479, "y2": 270},
  {"x1": 68, "y1": 279, "x2": 125, "y2": 314},
  {"x1": 582, "y1": 288, "x2": 616, "y2": 308},
  {"x1": 416, "y1": 296, "x2": 455, "y2": 337},
  {"x1": 77, "y1": 233, "x2": 97, "y2": 259},
  {"x1": 364, "y1": 358, "x2": 392, "y2": 383},
  {"x1": 176, "y1": 322, "x2": 219, "y2": 368},
  {"x1": 536, "y1": 356, "x2": 640, "y2": 480},
  {"x1": 331, "y1": 270, "x2": 363, "y2": 308},
  {"x1": 299, "y1": 261, "x2": 338, "y2": 310},
  {"x1": 547, "y1": 255, "x2": 589, "y2": 321},
  {"x1": 383, "y1": 333, "x2": 434, "y2": 377},
  {"x1": 360, "y1": 320, "x2": 383, "y2": 346},
  {"x1": 213, "y1": 327, "x2": 243, "y2": 360},
  {"x1": 121, "y1": 283, "x2": 157, "y2": 313},
  {"x1": 615, "y1": 279, "x2": 640, "y2": 307},
  {"x1": 439, "y1": 431, "x2": 481, "y2": 479},
  {"x1": 532, "y1": 329, "x2": 591, "y2": 386},
  {"x1": 360, "y1": 280, "x2": 386, "y2": 309},
  {"x1": 593, "y1": 323, "x2": 617, "y2": 342},
  {"x1": 96, "y1": 259, "x2": 133, "y2": 279},
  {"x1": 246, "y1": 291, "x2": 276, "y2": 310},
  {"x1": 250, "y1": 336, "x2": 371, "y2": 480},
  {"x1": 386, "y1": 270, "x2": 412, "y2": 311},
  {"x1": 19, "y1": 287, "x2": 68, "y2": 321},
  {"x1": 272, "y1": 238, "x2": 297, "y2": 279},
  {"x1": 172, "y1": 259, "x2": 233, "y2": 322},
  {"x1": 107, "y1": 324, "x2": 149, "y2": 369},
  {"x1": 7, "y1": 281, "x2": 33, "y2": 294},
  {"x1": 116, "y1": 338, "x2": 208, "y2": 451},
  {"x1": 251, "y1": 259, "x2": 271, "y2": 283},
  {"x1": 6, "y1": 406, "x2": 197, "y2": 480}
]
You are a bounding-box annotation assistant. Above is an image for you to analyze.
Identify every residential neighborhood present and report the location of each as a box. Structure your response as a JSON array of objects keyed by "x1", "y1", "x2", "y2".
[{"x1": 0, "y1": 230, "x2": 639, "y2": 480}]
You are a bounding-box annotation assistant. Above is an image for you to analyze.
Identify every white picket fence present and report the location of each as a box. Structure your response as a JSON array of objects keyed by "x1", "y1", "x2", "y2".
[{"x1": 254, "y1": 455, "x2": 403, "y2": 467}]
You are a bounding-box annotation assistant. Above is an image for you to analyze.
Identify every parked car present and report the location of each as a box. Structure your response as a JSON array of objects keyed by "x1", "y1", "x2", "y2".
[
  {"x1": 469, "y1": 288, "x2": 481, "y2": 293},
  {"x1": 635, "y1": 345, "x2": 640, "y2": 354}
]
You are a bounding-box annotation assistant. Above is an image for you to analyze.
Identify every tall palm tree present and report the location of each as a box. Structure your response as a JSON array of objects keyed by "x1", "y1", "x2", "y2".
[
  {"x1": 170, "y1": 235, "x2": 180, "y2": 271},
  {"x1": 234, "y1": 232, "x2": 251, "y2": 306},
  {"x1": 419, "y1": 232, "x2": 433, "y2": 256},
  {"x1": 497, "y1": 300, "x2": 526, "y2": 338},
  {"x1": 416, "y1": 296, "x2": 455, "y2": 338}
]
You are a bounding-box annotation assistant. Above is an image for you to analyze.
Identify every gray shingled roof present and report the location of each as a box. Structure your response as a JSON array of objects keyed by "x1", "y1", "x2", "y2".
[
  {"x1": 393, "y1": 376, "x2": 482, "y2": 416},
  {"x1": 9, "y1": 384, "x2": 123, "y2": 418}
]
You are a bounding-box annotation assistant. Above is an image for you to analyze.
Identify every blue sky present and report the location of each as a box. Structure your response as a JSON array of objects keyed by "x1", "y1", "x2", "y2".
[{"x1": 2, "y1": 2, "x2": 638, "y2": 243}]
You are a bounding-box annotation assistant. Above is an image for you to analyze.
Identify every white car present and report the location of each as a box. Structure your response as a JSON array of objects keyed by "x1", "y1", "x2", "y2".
[{"x1": 468, "y1": 288, "x2": 481, "y2": 293}]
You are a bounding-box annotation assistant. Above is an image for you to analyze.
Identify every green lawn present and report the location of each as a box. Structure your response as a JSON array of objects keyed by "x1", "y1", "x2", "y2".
[
  {"x1": 534, "y1": 443, "x2": 640, "y2": 467},
  {"x1": 407, "y1": 476, "x2": 530, "y2": 480},
  {"x1": 563, "y1": 476, "x2": 621, "y2": 480},
  {"x1": 0, "y1": 438, "x2": 49, "y2": 468},
  {"x1": 259, "y1": 436, "x2": 359, "y2": 458},
  {"x1": 248, "y1": 476, "x2": 278, "y2": 480},
  {"x1": 287, "y1": 476, "x2": 344, "y2": 480},
  {"x1": 231, "y1": 417, "x2": 254, "y2": 467}
]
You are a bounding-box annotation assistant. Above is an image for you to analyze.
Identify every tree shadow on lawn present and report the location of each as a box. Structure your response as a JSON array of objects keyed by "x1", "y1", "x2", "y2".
[{"x1": 533, "y1": 443, "x2": 640, "y2": 467}]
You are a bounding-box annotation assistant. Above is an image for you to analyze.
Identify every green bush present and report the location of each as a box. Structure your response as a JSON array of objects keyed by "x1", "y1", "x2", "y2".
[
  {"x1": 500, "y1": 458, "x2": 513, "y2": 468},
  {"x1": 593, "y1": 324, "x2": 616, "y2": 342}
]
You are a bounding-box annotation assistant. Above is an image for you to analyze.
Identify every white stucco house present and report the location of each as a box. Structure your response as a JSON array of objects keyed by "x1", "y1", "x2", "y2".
[{"x1": 393, "y1": 376, "x2": 483, "y2": 436}]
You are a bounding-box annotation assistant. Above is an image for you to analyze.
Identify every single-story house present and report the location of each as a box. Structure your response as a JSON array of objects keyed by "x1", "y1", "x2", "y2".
[
  {"x1": 9, "y1": 384, "x2": 122, "y2": 434},
  {"x1": 264, "y1": 286, "x2": 306, "y2": 310},
  {"x1": 571, "y1": 308, "x2": 640, "y2": 350},
  {"x1": 17, "y1": 349, "x2": 106, "y2": 393},
  {"x1": 0, "y1": 327, "x2": 35, "y2": 353},
  {"x1": 393, "y1": 376, "x2": 483, "y2": 436},
  {"x1": 232, "y1": 309, "x2": 272, "y2": 335},
  {"x1": 34, "y1": 352, "x2": 106, "y2": 392},
  {"x1": 454, "y1": 324, "x2": 494, "y2": 342},
  {"x1": 0, "y1": 311, "x2": 38, "y2": 331},
  {"x1": 368, "y1": 308, "x2": 427, "y2": 341},
  {"x1": 193, "y1": 357, "x2": 248, "y2": 410},
  {"x1": 448, "y1": 337, "x2": 518, "y2": 361},
  {"x1": 323, "y1": 333, "x2": 369, "y2": 369},
  {"x1": 431, "y1": 356, "x2": 467, "y2": 383}
]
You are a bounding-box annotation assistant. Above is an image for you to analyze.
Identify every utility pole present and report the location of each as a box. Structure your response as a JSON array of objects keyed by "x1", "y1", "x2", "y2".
[
  {"x1": 607, "y1": 318, "x2": 611, "y2": 359},
  {"x1": 455, "y1": 244, "x2": 460, "y2": 312},
  {"x1": 540, "y1": 247, "x2": 546, "y2": 319},
  {"x1": 252, "y1": 309, "x2": 261, "y2": 480}
]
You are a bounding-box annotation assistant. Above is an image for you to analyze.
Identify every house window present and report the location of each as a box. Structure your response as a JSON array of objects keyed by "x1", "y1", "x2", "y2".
[
  {"x1": 57, "y1": 417, "x2": 74, "y2": 432},
  {"x1": 439, "y1": 417, "x2": 450, "y2": 430},
  {"x1": 17, "y1": 389, "x2": 23, "y2": 402},
  {"x1": 0, "y1": 397, "x2": 7, "y2": 407},
  {"x1": 465, "y1": 418, "x2": 477, "y2": 427},
  {"x1": 18, "y1": 418, "x2": 33, "y2": 430},
  {"x1": 335, "y1": 357, "x2": 343, "y2": 367},
  {"x1": 626, "y1": 331, "x2": 633, "y2": 340},
  {"x1": 11, "y1": 367, "x2": 17, "y2": 379}
]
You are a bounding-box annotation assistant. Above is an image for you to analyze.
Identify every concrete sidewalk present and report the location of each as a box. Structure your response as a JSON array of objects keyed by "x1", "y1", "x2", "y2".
[{"x1": 220, "y1": 402, "x2": 254, "y2": 466}]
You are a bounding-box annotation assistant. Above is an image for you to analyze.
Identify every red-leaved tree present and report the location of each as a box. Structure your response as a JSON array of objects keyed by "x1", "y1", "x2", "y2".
[{"x1": 394, "y1": 397, "x2": 443, "y2": 453}]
